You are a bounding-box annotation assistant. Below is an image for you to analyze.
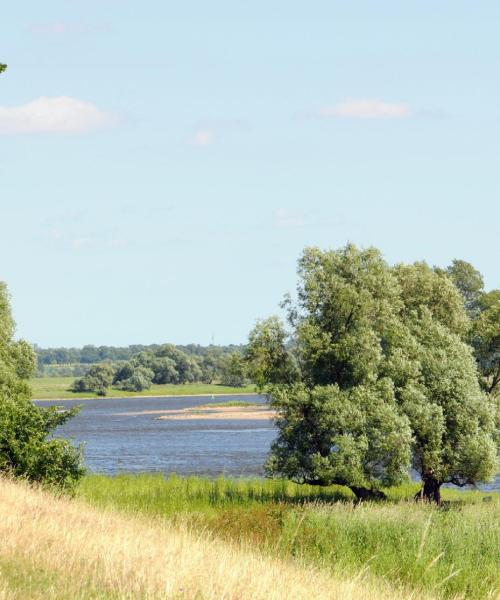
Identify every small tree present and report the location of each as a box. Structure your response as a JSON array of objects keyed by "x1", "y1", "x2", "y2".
[
  {"x1": 71, "y1": 364, "x2": 114, "y2": 396},
  {"x1": 220, "y1": 352, "x2": 247, "y2": 387},
  {"x1": 115, "y1": 366, "x2": 154, "y2": 392},
  {"x1": 245, "y1": 316, "x2": 298, "y2": 388},
  {"x1": 0, "y1": 282, "x2": 84, "y2": 489}
]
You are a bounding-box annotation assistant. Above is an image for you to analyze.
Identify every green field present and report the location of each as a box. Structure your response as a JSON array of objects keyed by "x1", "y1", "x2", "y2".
[
  {"x1": 30, "y1": 376, "x2": 257, "y2": 400},
  {"x1": 78, "y1": 474, "x2": 500, "y2": 600}
]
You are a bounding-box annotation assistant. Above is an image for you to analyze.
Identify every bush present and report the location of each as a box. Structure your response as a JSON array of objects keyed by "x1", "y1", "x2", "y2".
[
  {"x1": 0, "y1": 398, "x2": 84, "y2": 488},
  {"x1": 0, "y1": 281, "x2": 84, "y2": 490},
  {"x1": 116, "y1": 366, "x2": 154, "y2": 392},
  {"x1": 71, "y1": 364, "x2": 115, "y2": 395}
]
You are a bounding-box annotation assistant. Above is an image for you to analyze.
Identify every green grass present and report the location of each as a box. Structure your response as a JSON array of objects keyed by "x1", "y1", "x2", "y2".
[
  {"x1": 30, "y1": 376, "x2": 257, "y2": 400},
  {"x1": 197, "y1": 400, "x2": 262, "y2": 408},
  {"x1": 78, "y1": 474, "x2": 500, "y2": 600}
]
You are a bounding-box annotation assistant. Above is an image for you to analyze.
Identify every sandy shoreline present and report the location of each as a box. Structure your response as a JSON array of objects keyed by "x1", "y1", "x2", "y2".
[
  {"x1": 33, "y1": 392, "x2": 259, "y2": 402},
  {"x1": 112, "y1": 405, "x2": 276, "y2": 421},
  {"x1": 156, "y1": 406, "x2": 276, "y2": 421}
]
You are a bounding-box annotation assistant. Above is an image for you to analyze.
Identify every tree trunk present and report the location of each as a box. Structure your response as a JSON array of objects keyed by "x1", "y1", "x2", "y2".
[
  {"x1": 415, "y1": 476, "x2": 442, "y2": 504},
  {"x1": 350, "y1": 486, "x2": 386, "y2": 501}
]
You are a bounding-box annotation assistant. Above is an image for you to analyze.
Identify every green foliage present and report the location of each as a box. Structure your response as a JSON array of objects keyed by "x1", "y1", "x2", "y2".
[
  {"x1": 442, "y1": 260, "x2": 500, "y2": 396},
  {"x1": 249, "y1": 245, "x2": 499, "y2": 500},
  {"x1": 445, "y1": 259, "x2": 485, "y2": 318},
  {"x1": 0, "y1": 64, "x2": 6, "y2": 74},
  {"x1": 395, "y1": 261, "x2": 470, "y2": 338},
  {"x1": 111, "y1": 345, "x2": 204, "y2": 387},
  {"x1": 246, "y1": 316, "x2": 298, "y2": 388},
  {"x1": 219, "y1": 352, "x2": 248, "y2": 387},
  {"x1": 71, "y1": 364, "x2": 115, "y2": 396},
  {"x1": 404, "y1": 311, "x2": 497, "y2": 486},
  {"x1": 295, "y1": 246, "x2": 401, "y2": 387},
  {"x1": 149, "y1": 356, "x2": 179, "y2": 384},
  {"x1": 115, "y1": 365, "x2": 154, "y2": 392},
  {"x1": 471, "y1": 295, "x2": 500, "y2": 396},
  {"x1": 0, "y1": 282, "x2": 84, "y2": 489},
  {"x1": 267, "y1": 382, "x2": 412, "y2": 489},
  {"x1": 35, "y1": 342, "x2": 244, "y2": 384},
  {"x1": 155, "y1": 344, "x2": 203, "y2": 383},
  {"x1": 0, "y1": 399, "x2": 84, "y2": 487}
]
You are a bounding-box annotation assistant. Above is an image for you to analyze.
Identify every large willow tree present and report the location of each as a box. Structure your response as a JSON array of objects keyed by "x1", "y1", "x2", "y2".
[{"x1": 247, "y1": 245, "x2": 498, "y2": 502}]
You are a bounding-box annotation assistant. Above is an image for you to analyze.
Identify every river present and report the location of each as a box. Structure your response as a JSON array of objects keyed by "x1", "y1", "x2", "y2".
[{"x1": 36, "y1": 395, "x2": 499, "y2": 491}]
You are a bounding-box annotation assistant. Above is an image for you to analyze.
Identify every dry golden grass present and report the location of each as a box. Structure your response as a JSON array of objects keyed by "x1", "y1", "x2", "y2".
[{"x1": 0, "y1": 478, "x2": 434, "y2": 600}]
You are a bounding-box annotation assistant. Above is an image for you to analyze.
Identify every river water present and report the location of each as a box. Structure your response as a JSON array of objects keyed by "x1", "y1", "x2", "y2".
[
  {"x1": 36, "y1": 395, "x2": 499, "y2": 491},
  {"x1": 37, "y1": 395, "x2": 275, "y2": 477}
]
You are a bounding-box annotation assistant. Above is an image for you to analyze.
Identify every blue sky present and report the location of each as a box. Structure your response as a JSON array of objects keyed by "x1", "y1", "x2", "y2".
[{"x1": 1, "y1": 1, "x2": 499, "y2": 347}]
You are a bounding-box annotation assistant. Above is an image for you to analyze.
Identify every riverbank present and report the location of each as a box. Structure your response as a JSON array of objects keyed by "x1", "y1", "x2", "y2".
[
  {"x1": 78, "y1": 474, "x2": 499, "y2": 600},
  {"x1": 155, "y1": 404, "x2": 276, "y2": 420},
  {"x1": 0, "y1": 477, "x2": 418, "y2": 600},
  {"x1": 0, "y1": 475, "x2": 497, "y2": 599},
  {"x1": 30, "y1": 376, "x2": 257, "y2": 400},
  {"x1": 0, "y1": 474, "x2": 500, "y2": 600}
]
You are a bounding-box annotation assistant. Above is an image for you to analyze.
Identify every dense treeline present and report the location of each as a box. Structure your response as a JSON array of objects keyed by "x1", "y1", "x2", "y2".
[
  {"x1": 70, "y1": 344, "x2": 248, "y2": 395},
  {"x1": 35, "y1": 343, "x2": 248, "y2": 388},
  {"x1": 35, "y1": 343, "x2": 245, "y2": 366}
]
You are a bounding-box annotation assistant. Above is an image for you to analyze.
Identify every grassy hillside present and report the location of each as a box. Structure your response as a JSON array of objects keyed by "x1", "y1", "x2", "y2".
[
  {"x1": 0, "y1": 477, "x2": 428, "y2": 600},
  {"x1": 30, "y1": 376, "x2": 256, "y2": 400},
  {"x1": 78, "y1": 474, "x2": 500, "y2": 600}
]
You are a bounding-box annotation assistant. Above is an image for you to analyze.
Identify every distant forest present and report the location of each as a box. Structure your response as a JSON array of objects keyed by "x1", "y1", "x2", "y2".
[
  {"x1": 34, "y1": 343, "x2": 247, "y2": 383},
  {"x1": 35, "y1": 344, "x2": 245, "y2": 366}
]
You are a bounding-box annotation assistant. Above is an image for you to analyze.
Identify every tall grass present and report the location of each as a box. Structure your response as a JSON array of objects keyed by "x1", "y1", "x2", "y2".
[
  {"x1": 0, "y1": 477, "x2": 427, "y2": 600},
  {"x1": 78, "y1": 473, "x2": 355, "y2": 516},
  {"x1": 79, "y1": 474, "x2": 500, "y2": 599}
]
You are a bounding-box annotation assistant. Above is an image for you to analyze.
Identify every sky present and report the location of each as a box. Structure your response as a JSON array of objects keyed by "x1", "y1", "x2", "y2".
[{"x1": 1, "y1": 1, "x2": 499, "y2": 347}]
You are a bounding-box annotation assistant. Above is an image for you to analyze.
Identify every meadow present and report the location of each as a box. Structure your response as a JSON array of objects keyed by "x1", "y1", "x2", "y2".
[
  {"x1": 77, "y1": 474, "x2": 500, "y2": 600},
  {"x1": 30, "y1": 376, "x2": 256, "y2": 400},
  {"x1": 0, "y1": 477, "x2": 430, "y2": 600}
]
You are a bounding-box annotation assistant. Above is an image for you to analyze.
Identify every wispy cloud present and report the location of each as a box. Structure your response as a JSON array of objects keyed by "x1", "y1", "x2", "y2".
[
  {"x1": 274, "y1": 209, "x2": 308, "y2": 229},
  {"x1": 0, "y1": 97, "x2": 117, "y2": 135},
  {"x1": 272, "y1": 208, "x2": 348, "y2": 231},
  {"x1": 27, "y1": 21, "x2": 111, "y2": 36},
  {"x1": 186, "y1": 118, "x2": 249, "y2": 147},
  {"x1": 71, "y1": 237, "x2": 93, "y2": 249},
  {"x1": 106, "y1": 238, "x2": 130, "y2": 249},
  {"x1": 187, "y1": 130, "x2": 215, "y2": 146},
  {"x1": 47, "y1": 232, "x2": 130, "y2": 252},
  {"x1": 319, "y1": 99, "x2": 411, "y2": 119}
]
